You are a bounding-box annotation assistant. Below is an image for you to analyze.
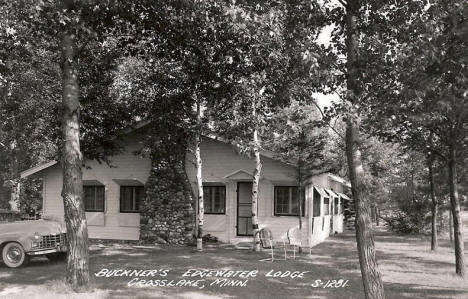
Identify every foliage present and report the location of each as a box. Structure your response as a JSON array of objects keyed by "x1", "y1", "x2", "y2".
[
  {"x1": 380, "y1": 151, "x2": 452, "y2": 234},
  {"x1": 266, "y1": 100, "x2": 329, "y2": 175},
  {"x1": 361, "y1": 0, "x2": 468, "y2": 170},
  {"x1": 0, "y1": 0, "x2": 60, "y2": 180},
  {"x1": 384, "y1": 204, "x2": 432, "y2": 235},
  {"x1": 18, "y1": 178, "x2": 42, "y2": 216}
]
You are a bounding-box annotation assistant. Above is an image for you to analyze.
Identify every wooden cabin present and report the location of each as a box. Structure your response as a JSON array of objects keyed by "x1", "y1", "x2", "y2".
[{"x1": 21, "y1": 127, "x2": 351, "y2": 247}]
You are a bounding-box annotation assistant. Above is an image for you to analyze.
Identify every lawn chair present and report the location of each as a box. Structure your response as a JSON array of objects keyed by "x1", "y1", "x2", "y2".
[
  {"x1": 286, "y1": 227, "x2": 302, "y2": 259},
  {"x1": 256, "y1": 228, "x2": 287, "y2": 262}
]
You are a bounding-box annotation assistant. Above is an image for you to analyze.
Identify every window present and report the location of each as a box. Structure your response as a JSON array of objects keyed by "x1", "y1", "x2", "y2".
[
  {"x1": 84, "y1": 186, "x2": 105, "y2": 212},
  {"x1": 341, "y1": 198, "x2": 345, "y2": 215},
  {"x1": 324, "y1": 197, "x2": 330, "y2": 215},
  {"x1": 313, "y1": 189, "x2": 321, "y2": 217},
  {"x1": 120, "y1": 186, "x2": 144, "y2": 213},
  {"x1": 274, "y1": 186, "x2": 305, "y2": 216},
  {"x1": 203, "y1": 185, "x2": 226, "y2": 214},
  {"x1": 334, "y1": 197, "x2": 339, "y2": 215}
]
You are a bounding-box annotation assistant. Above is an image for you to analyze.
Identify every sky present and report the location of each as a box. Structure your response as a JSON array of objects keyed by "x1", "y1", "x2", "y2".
[
  {"x1": 313, "y1": 0, "x2": 341, "y2": 108},
  {"x1": 314, "y1": 24, "x2": 339, "y2": 108}
]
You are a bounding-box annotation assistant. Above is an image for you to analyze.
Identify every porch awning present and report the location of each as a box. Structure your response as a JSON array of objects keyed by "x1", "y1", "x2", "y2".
[
  {"x1": 314, "y1": 186, "x2": 329, "y2": 198},
  {"x1": 83, "y1": 180, "x2": 104, "y2": 186},
  {"x1": 325, "y1": 189, "x2": 339, "y2": 198},
  {"x1": 338, "y1": 192, "x2": 351, "y2": 201},
  {"x1": 112, "y1": 179, "x2": 144, "y2": 186}
]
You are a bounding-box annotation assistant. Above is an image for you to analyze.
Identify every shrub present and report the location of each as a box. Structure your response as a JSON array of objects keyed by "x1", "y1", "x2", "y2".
[
  {"x1": 202, "y1": 234, "x2": 218, "y2": 243},
  {"x1": 384, "y1": 197, "x2": 434, "y2": 234}
]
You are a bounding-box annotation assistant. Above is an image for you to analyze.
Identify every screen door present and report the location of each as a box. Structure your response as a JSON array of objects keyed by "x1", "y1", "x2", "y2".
[{"x1": 237, "y1": 182, "x2": 253, "y2": 236}]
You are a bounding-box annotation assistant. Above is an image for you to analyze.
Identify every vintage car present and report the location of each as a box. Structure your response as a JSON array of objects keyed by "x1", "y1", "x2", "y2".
[{"x1": 0, "y1": 217, "x2": 67, "y2": 268}]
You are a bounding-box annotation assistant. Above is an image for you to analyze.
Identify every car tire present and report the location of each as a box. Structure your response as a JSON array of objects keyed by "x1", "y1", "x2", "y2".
[
  {"x1": 46, "y1": 252, "x2": 67, "y2": 262},
  {"x1": 2, "y1": 242, "x2": 30, "y2": 268}
]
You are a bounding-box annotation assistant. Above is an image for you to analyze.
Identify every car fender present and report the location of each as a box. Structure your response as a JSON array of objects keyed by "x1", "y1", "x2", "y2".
[
  {"x1": 0, "y1": 220, "x2": 67, "y2": 254},
  {"x1": 0, "y1": 233, "x2": 33, "y2": 252}
]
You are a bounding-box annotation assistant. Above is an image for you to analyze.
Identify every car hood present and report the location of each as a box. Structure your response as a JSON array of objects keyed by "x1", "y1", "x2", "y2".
[{"x1": 0, "y1": 219, "x2": 66, "y2": 236}]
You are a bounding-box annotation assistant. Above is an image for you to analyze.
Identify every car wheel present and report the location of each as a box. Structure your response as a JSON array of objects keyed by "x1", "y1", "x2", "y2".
[
  {"x1": 2, "y1": 242, "x2": 29, "y2": 268},
  {"x1": 46, "y1": 252, "x2": 67, "y2": 262}
]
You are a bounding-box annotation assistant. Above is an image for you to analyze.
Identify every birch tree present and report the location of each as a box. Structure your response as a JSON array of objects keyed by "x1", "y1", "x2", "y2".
[
  {"x1": 195, "y1": 97, "x2": 204, "y2": 251},
  {"x1": 208, "y1": 2, "x2": 290, "y2": 251}
]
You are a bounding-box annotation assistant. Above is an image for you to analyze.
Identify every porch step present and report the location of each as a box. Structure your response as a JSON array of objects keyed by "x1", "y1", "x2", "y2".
[{"x1": 235, "y1": 242, "x2": 253, "y2": 250}]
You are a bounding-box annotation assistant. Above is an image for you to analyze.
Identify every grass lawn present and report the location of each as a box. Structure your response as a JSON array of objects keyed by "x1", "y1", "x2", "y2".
[{"x1": 0, "y1": 228, "x2": 467, "y2": 299}]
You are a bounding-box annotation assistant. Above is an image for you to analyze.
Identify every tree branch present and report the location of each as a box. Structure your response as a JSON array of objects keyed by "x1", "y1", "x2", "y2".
[
  {"x1": 337, "y1": 0, "x2": 347, "y2": 8},
  {"x1": 75, "y1": 38, "x2": 91, "y2": 58},
  {"x1": 310, "y1": 99, "x2": 345, "y2": 140},
  {"x1": 428, "y1": 146, "x2": 447, "y2": 161}
]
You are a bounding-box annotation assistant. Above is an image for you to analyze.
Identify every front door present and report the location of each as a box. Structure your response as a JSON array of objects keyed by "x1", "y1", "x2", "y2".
[{"x1": 237, "y1": 182, "x2": 253, "y2": 236}]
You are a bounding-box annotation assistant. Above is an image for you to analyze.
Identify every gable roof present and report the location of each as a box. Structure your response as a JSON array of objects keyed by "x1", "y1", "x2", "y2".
[
  {"x1": 327, "y1": 173, "x2": 351, "y2": 187},
  {"x1": 223, "y1": 169, "x2": 253, "y2": 178},
  {"x1": 204, "y1": 135, "x2": 297, "y2": 167},
  {"x1": 223, "y1": 169, "x2": 260, "y2": 180},
  {"x1": 111, "y1": 119, "x2": 297, "y2": 165},
  {"x1": 20, "y1": 161, "x2": 58, "y2": 179},
  {"x1": 20, "y1": 120, "x2": 347, "y2": 185}
]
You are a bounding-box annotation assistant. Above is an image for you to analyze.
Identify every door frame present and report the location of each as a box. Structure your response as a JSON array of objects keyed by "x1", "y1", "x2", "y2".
[{"x1": 236, "y1": 181, "x2": 254, "y2": 236}]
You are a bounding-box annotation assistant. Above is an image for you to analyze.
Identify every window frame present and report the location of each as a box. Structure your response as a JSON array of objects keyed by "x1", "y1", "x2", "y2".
[
  {"x1": 119, "y1": 185, "x2": 144, "y2": 213},
  {"x1": 323, "y1": 197, "x2": 330, "y2": 216},
  {"x1": 203, "y1": 184, "x2": 226, "y2": 215},
  {"x1": 334, "y1": 197, "x2": 339, "y2": 215},
  {"x1": 83, "y1": 185, "x2": 105, "y2": 212},
  {"x1": 274, "y1": 186, "x2": 305, "y2": 217},
  {"x1": 312, "y1": 189, "x2": 322, "y2": 217}
]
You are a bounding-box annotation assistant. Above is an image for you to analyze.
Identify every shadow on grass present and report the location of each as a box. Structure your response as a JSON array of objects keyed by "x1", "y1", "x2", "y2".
[{"x1": 0, "y1": 230, "x2": 467, "y2": 299}]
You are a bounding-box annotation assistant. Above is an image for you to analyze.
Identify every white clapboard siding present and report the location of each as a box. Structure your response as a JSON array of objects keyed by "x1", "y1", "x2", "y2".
[
  {"x1": 42, "y1": 133, "x2": 150, "y2": 240},
  {"x1": 333, "y1": 214, "x2": 344, "y2": 234},
  {"x1": 41, "y1": 131, "x2": 346, "y2": 244},
  {"x1": 308, "y1": 216, "x2": 331, "y2": 247},
  {"x1": 186, "y1": 137, "x2": 307, "y2": 243}
]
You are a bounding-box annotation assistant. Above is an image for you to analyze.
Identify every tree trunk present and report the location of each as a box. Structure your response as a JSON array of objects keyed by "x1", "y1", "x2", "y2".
[
  {"x1": 60, "y1": 32, "x2": 90, "y2": 290},
  {"x1": 252, "y1": 100, "x2": 261, "y2": 252},
  {"x1": 195, "y1": 100, "x2": 204, "y2": 251},
  {"x1": 297, "y1": 159, "x2": 304, "y2": 253},
  {"x1": 447, "y1": 145, "x2": 465, "y2": 277},
  {"x1": 375, "y1": 208, "x2": 380, "y2": 226},
  {"x1": 345, "y1": 1, "x2": 385, "y2": 298},
  {"x1": 410, "y1": 165, "x2": 415, "y2": 203},
  {"x1": 9, "y1": 181, "x2": 20, "y2": 212},
  {"x1": 345, "y1": 119, "x2": 385, "y2": 299},
  {"x1": 449, "y1": 210, "x2": 453, "y2": 243},
  {"x1": 428, "y1": 158, "x2": 438, "y2": 251},
  {"x1": 9, "y1": 155, "x2": 20, "y2": 211},
  {"x1": 297, "y1": 157, "x2": 303, "y2": 230}
]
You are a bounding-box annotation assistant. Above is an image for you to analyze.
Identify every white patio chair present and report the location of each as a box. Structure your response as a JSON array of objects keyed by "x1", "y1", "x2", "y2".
[
  {"x1": 285, "y1": 226, "x2": 312, "y2": 258},
  {"x1": 256, "y1": 228, "x2": 287, "y2": 262},
  {"x1": 285, "y1": 227, "x2": 301, "y2": 259}
]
